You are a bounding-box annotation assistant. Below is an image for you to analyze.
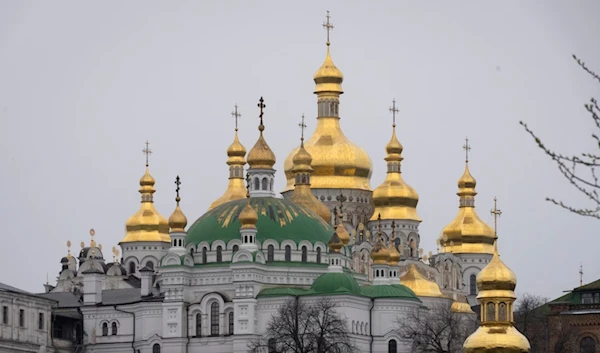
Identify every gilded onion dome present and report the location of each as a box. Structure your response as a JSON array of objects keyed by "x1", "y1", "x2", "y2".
[
  {"x1": 371, "y1": 123, "x2": 421, "y2": 221},
  {"x1": 239, "y1": 201, "x2": 258, "y2": 229},
  {"x1": 328, "y1": 231, "x2": 343, "y2": 252},
  {"x1": 209, "y1": 128, "x2": 248, "y2": 210},
  {"x1": 451, "y1": 300, "x2": 475, "y2": 314},
  {"x1": 334, "y1": 209, "x2": 350, "y2": 245},
  {"x1": 247, "y1": 124, "x2": 276, "y2": 169},
  {"x1": 439, "y1": 157, "x2": 495, "y2": 254},
  {"x1": 121, "y1": 166, "x2": 170, "y2": 243},
  {"x1": 371, "y1": 233, "x2": 390, "y2": 265},
  {"x1": 464, "y1": 238, "x2": 530, "y2": 352},
  {"x1": 289, "y1": 140, "x2": 331, "y2": 223},
  {"x1": 283, "y1": 35, "x2": 372, "y2": 192},
  {"x1": 169, "y1": 177, "x2": 188, "y2": 233},
  {"x1": 400, "y1": 264, "x2": 444, "y2": 298}
]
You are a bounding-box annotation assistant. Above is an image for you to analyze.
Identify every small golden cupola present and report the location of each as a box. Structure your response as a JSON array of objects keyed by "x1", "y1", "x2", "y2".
[
  {"x1": 282, "y1": 11, "x2": 372, "y2": 193},
  {"x1": 371, "y1": 216, "x2": 391, "y2": 265},
  {"x1": 439, "y1": 138, "x2": 495, "y2": 254},
  {"x1": 328, "y1": 231, "x2": 343, "y2": 253},
  {"x1": 289, "y1": 115, "x2": 331, "y2": 223},
  {"x1": 371, "y1": 100, "x2": 420, "y2": 222},
  {"x1": 464, "y1": 199, "x2": 530, "y2": 352},
  {"x1": 246, "y1": 97, "x2": 277, "y2": 198},
  {"x1": 169, "y1": 176, "x2": 188, "y2": 233},
  {"x1": 209, "y1": 105, "x2": 248, "y2": 210},
  {"x1": 400, "y1": 264, "x2": 444, "y2": 298},
  {"x1": 333, "y1": 205, "x2": 350, "y2": 245},
  {"x1": 121, "y1": 142, "x2": 170, "y2": 244}
]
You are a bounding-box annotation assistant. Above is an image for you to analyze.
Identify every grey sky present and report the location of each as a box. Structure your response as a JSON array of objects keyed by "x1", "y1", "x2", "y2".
[{"x1": 1, "y1": 1, "x2": 598, "y2": 300}]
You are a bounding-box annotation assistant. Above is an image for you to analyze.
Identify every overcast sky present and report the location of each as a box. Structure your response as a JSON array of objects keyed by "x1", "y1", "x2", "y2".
[{"x1": 1, "y1": 1, "x2": 598, "y2": 300}]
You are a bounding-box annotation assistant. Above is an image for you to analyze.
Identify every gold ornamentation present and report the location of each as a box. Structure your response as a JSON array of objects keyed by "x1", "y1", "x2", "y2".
[
  {"x1": 247, "y1": 97, "x2": 276, "y2": 169},
  {"x1": 400, "y1": 264, "x2": 444, "y2": 298},
  {"x1": 169, "y1": 175, "x2": 188, "y2": 233}
]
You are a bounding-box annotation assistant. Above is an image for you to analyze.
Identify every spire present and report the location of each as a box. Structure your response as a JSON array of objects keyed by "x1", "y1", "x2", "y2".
[
  {"x1": 370, "y1": 214, "x2": 390, "y2": 265},
  {"x1": 464, "y1": 199, "x2": 530, "y2": 352},
  {"x1": 371, "y1": 99, "x2": 420, "y2": 222},
  {"x1": 388, "y1": 221, "x2": 400, "y2": 265},
  {"x1": 289, "y1": 114, "x2": 331, "y2": 222},
  {"x1": 209, "y1": 105, "x2": 248, "y2": 210},
  {"x1": 121, "y1": 141, "x2": 170, "y2": 243},
  {"x1": 168, "y1": 175, "x2": 188, "y2": 233},
  {"x1": 314, "y1": 11, "x2": 343, "y2": 96},
  {"x1": 439, "y1": 139, "x2": 495, "y2": 254},
  {"x1": 334, "y1": 194, "x2": 350, "y2": 244},
  {"x1": 247, "y1": 97, "x2": 276, "y2": 170},
  {"x1": 239, "y1": 173, "x2": 258, "y2": 229}
]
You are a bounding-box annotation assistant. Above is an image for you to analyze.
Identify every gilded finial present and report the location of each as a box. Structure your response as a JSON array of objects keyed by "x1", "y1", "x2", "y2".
[
  {"x1": 245, "y1": 172, "x2": 251, "y2": 198},
  {"x1": 389, "y1": 98, "x2": 399, "y2": 127},
  {"x1": 490, "y1": 197, "x2": 502, "y2": 238},
  {"x1": 66, "y1": 240, "x2": 72, "y2": 265},
  {"x1": 89, "y1": 228, "x2": 96, "y2": 247},
  {"x1": 299, "y1": 114, "x2": 307, "y2": 147},
  {"x1": 377, "y1": 213, "x2": 382, "y2": 237},
  {"x1": 463, "y1": 137, "x2": 471, "y2": 163},
  {"x1": 232, "y1": 104, "x2": 241, "y2": 131},
  {"x1": 80, "y1": 241, "x2": 85, "y2": 249},
  {"x1": 257, "y1": 96, "x2": 266, "y2": 128},
  {"x1": 175, "y1": 175, "x2": 181, "y2": 203},
  {"x1": 143, "y1": 140, "x2": 152, "y2": 167},
  {"x1": 323, "y1": 10, "x2": 334, "y2": 46},
  {"x1": 579, "y1": 263, "x2": 584, "y2": 286}
]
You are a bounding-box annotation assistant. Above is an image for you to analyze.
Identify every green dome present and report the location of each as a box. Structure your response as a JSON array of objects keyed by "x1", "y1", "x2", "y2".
[
  {"x1": 361, "y1": 284, "x2": 420, "y2": 300},
  {"x1": 186, "y1": 197, "x2": 333, "y2": 246},
  {"x1": 311, "y1": 272, "x2": 361, "y2": 295}
]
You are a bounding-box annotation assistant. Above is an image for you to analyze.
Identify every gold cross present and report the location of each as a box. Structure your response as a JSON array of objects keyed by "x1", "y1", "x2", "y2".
[
  {"x1": 463, "y1": 137, "x2": 471, "y2": 163},
  {"x1": 299, "y1": 114, "x2": 307, "y2": 145},
  {"x1": 143, "y1": 140, "x2": 152, "y2": 167},
  {"x1": 257, "y1": 97, "x2": 266, "y2": 126},
  {"x1": 175, "y1": 175, "x2": 181, "y2": 200},
  {"x1": 323, "y1": 11, "x2": 334, "y2": 45},
  {"x1": 231, "y1": 104, "x2": 241, "y2": 131},
  {"x1": 389, "y1": 99, "x2": 399, "y2": 127},
  {"x1": 490, "y1": 197, "x2": 502, "y2": 236}
]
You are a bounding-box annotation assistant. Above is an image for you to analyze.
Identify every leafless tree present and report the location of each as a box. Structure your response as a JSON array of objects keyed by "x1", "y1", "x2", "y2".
[
  {"x1": 514, "y1": 293, "x2": 549, "y2": 352},
  {"x1": 249, "y1": 297, "x2": 357, "y2": 353},
  {"x1": 396, "y1": 303, "x2": 478, "y2": 353},
  {"x1": 520, "y1": 55, "x2": 600, "y2": 219}
]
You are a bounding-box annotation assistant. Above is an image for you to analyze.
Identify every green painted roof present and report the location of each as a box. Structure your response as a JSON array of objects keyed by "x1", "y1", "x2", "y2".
[
  {"x1": 361, "y1": 284, "x2": 420, "y2": 300},
  {"x1": 311, "y1": 272, "x2": 361, "y2": 295},
  {"x1": 186, "y1": 197, "x2": 333, "y2": 246}
]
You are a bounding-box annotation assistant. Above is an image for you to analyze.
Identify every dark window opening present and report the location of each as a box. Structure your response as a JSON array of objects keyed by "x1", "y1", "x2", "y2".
[{"x1": 211, "y1": 302, "x2": 219, "y2": 336}]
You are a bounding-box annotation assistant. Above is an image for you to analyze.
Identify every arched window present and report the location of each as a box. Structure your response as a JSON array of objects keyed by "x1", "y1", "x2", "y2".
[
  {"x1": 316, "y1": 248, "x2": 321, "y2": 264},
  {"x1": 210, "y1": 302, "x2": 219, "y2": 336},
  {"x1": 195, "y1": 313, "x2": 202, "y2": 336},
  {"x1": 232, "y1": 245, "x2": 239, "y2": 253},
  {"x1": 394, "y1": 237, "x2": 401, "y2": 250},
  {"x1": 388, "y1": 339, "x2": 397, "y2": 353},
  {"x1": 498, "y1": 302, "x2": 507, "y2": 321},
  {"x1": 254, "y1": 178, "x2": 260, "y2": 191},
  {"x1": 228, "y1": 311, "x2": 234, "y2": 335},
  {"x1": 216, "y1": 246, "x2": 222, "y2": 263},
  {"x1": 152, "y1": 344, "x2": 161, "y2": 353},
  {"x1": 409, "y1": 239, "x2": 415, "y2": 257},
  {"x1": 111, "y1": 322, "x2": 117, "y2": 335},
  {"x1": 581, "y1": 337, "x2": 596, "y2": 353},
  {"x1": 284, "y1": 245, "x2": 291, "y2": 262},
  {"x1": 202, "y1": 247, "x2": 207, "y2": 264},
  {"x1": 146, "y1": 261, "x2": 154, "y2": 270},
  {"x1": 486, "y1": 302, "x2": 495, "y2": 321},
  {"x1": 190, "y1": 248, "x2": 194, "y2": 256},
  {"x1": 128, "y1": 262, "x2": 136, "y2": 275},
  {"x1": 469, "y1": 274, "x2": 477, "y2": 295},
  {"x1": 301, "y1": 246, "x2": 307, "y2": 263},
  {"x1": 102, "y1": 322, "x2": 108, "y2": 336},
  {"x1": 267, "y1": 245, "x2": 274, "y2": 262},
  {"x1": 261, "y1": 177, "x2": 268, "y2": 190},
  {"x1": 270, "y1": 179, "x2": 274, "y2": 191},
  {"x1": 268, "y1": 338, "x2": 277, "y2": 353}
]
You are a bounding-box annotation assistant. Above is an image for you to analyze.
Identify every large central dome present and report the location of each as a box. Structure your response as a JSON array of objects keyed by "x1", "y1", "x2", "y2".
[{"x1": 283, "y1": 45, "x2": 372, "y2": 192}]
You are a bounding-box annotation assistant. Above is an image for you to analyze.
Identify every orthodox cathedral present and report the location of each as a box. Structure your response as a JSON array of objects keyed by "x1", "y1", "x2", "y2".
[{"x1": 38, "y1": 13, "x2": 530, "y2": 353}]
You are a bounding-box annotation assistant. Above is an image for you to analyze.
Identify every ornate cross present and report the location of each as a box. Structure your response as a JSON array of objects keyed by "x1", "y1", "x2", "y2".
[
  {"x1": 389, "y1": 99, "x2": 399, "y2": 126},
  {"x1": 323, "y1": 11, "x2": 334, "y2": 45},
  {"x1": 579, "y1": 263, "x2": 584, "y2": 286},
  {"x1": 377, "y1": 213, "x2": 382, "y2": 239},
  {"x1": 231, "y1": 104, "x2": 241, "y2": 131},
  {"x1": 257, "y1": 97, "x2": 266, "y2": 125},
  {"x1": 143, "y1": 140, "x2": 152, "y2": 166},
  {"x1": 490, "y1": 197, "x2": 502, "y2": 236},
  {"x1": 245, "y1": 172, "x2": 251, "y2": 197},
  {"x1": 463, "y1": 137, "x2": 471, "y2": 163},
  {"x1": 175, "y1": 175, "x2": 181, "y2": 199},
  {"x1": 299, "y1": 114, "x2": 307, "y2": 144}
]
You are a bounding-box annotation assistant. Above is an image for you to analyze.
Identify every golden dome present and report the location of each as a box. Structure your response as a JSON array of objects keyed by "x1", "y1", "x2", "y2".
[
  {"x1": 247, "y1": 125, "x2": 276, "y2": 169},
  {"x1": 477, "y1": 247, "x2": 517, "y2": 296},
  {"x1": 239, "y1": 200, "x2": 258, "y2": 229},
  {"x1": 451, "y1": 301, "x2": 475, "y2": 314},
  {"x1": 289, "y1": 145, "x2": 331, "y2": 223},
  {"x1": 169, "y1": 196, "x2": 188, "y2": 233},
  {"x1": 209, "y1": 129, "x2": 248, "y2": 210},
  {"x1": 464, "y1": 326, "x2": 530, "y2": 353},
  {"x1": 334, "y1": 212, "x2": 350, "y2": 245},
  {"x1": 400, "y1": 264, "x2": 444, "y2": 298},
  {"x1": 371, "y1": 125, "x2": 421, "y2": 222},
  {"x1": 371, "y1": 234, "x2": 390, "y2": 264},
  {"x1": 313, "y1": 46, "x2": 344, "y2": 94},
  {"x1": 121, "y1": 167, "x2": 170, "y2": 243},
  {"x1": 439, "y1": 162, "x2": 495, "y2": 254},
  {"x1": 328, "y1": 231, "x2": 343, "y2": 252}
]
